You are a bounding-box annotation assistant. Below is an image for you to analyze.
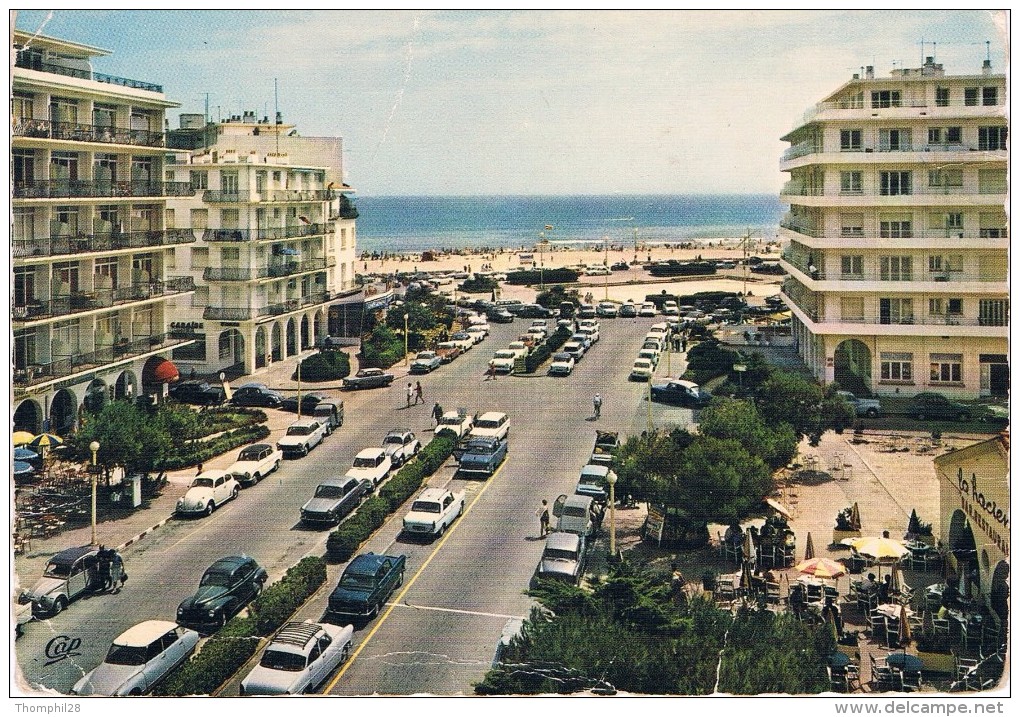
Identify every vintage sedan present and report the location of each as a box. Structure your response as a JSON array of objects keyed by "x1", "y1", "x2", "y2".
[
  {"x1": 71, "y1": 621, "x2": 199, "y2": 696},
  {"x1": 176, "y1": 470, "x2": 240, "y2": 517},
  {"x1": 650, "y1": 379, "x2": 713, "y2": 408},
  {"x1": 342, "y1": 368, "x2": 395, "y2": 390},
  {"x1": 489, "y1": 349, "x2": 520, "y2": 374},
  {"x1": 381, "y1": 429, "x2": 421, "y2": 467},
  {"x1": 630, "y1": 358, "x2": 654, "y2": 382},
  {"x1": 448, "y1": 331, "x2": 477, "y2": 351},
  {"x1": 20, "y1": 545, "x2": 109, "y2": 617},
  {"x1": 465, "y1": 324, "x2": 489, "y2": 341},
  {"x1": 435, "y1": 341, "x2": 463, "y2": 364},
  {"x1": 548, "y1": 352, "x2": 576, "y2": 377},
  {"x1": 277, "y1": 418, "x2": 328, "y2": 458},
  {"x1": 435, "y1": 410, "x2": 474, "y2": 438},
  {"x1": 470, "y1": 411, "x2": 510, "y2": 441},
  {"x1": 457, "y1": 436, "x2": 508, "y2": 476},
  {"x1": 327, "y1": 553, "x2": 406, "y2": 620},
  {"x1": 169, "y1": 380, "x2": 225, "y2": 406},
  {"x1": 280, "y1": 391, "x2": 330, "y2": 414},
  {"x1": 536, "y1": 532, "x2": 586, "y2": 585},
  {"x1": 345, "y1": 448, "x2": 393, "y2": 486},
  {"x1": 410, "y1": 351, "x2": 442, "y2": 374},
  {"x1": 300, "y1": 477, "x2": 373, "y2": 527},
  {"x1": 240, "y1": 621, "x2": 354, "y2": 696},
  {"x1": 230, "y1": 382, "x2": 284, "y2": 408},
  {"x1": 176, "y1": 555, "x2": 268, "y2": 633}
]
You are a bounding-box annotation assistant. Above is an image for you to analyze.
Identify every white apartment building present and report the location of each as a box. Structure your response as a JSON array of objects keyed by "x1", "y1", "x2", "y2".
[
  {"x1": 779, "y1": 57, "x2": 1007, "y2": 399},
  {"x1": 165, "y1": 114, "x2": 359, "y2": 376},
  {"x1": 12, "y1": 31, "x2": 198, "y2": 435}
]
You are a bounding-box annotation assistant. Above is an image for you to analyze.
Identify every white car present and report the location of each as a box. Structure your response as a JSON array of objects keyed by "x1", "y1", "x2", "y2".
[
  {"x1": 226, "y1": 443, "x2": 282, "y2": 487},
  {"x1": 240, "y1": 621, "x2": 354, "y2": 696},
  {"x1": 584, "y1": 265, "x2": 611, "y2": 276},
  {"x1": 72, "y1": 621, "x2": 200, "y2": 696},
  {"x1": 489, "y1": 349, "x2": 519, "y2": 374},
  {"x1": 448, "y1": 332, "x2": 476, "y2": 351},
  {"x1": 470, "y1": 411, "x2": 510, "y2": 441},
  {"x1": 467, "y1": 314, "x2": 489, "y2": 327},
  {"x1": 638, "y1": 348, "x2": 660, "y2": 367},
  {"x1": 466, "y1": 324, "x2": 489, "y2": 341},
  {"x1": 662, "y1": 301, "x2": 680, "y2": 316},
  {"x1": 638, "y1": 302, "x2": 658, "y2": 317},
  {"x1": 345, "y1": 447, "x2": 393, "y2": 486},
  {"x1": 176, "y1": 470, "x2": 240, "y2": 517},
  {"x1": 278, "y1": 418, "x2": 328, "y2": 458},
  {"x1": 530, "y1": 319, "x2": 549, "y2": 330},
  {"x1": 382, "y1": 429, "x2": 421, "y2": 467},
  {"x1": 562, "y1": 341, "x2": 585, "y2": 361},
  {"x1": 570, "y1": 333, "x2": 592, "y2": 351},
  {"x1": 436, "y1": 410, "x2": 474, "y2": 438},
  {"x1": 548, "y1": 352, "x2": 576, "y2": 376},
  {"x1": 526, "y1": 326, "x2": 548, "y2": 342},
  {"x1": 508, "y1": 340, "x2": 532, "y2": 355},
  {"x1": 577, "y1": 326, "x2": 600, "y2": 344},
  {"x1": 630, "y1": 358, "x2": 655, "y2": 381},
  {"x1": 402, "y1": 488, "x2": 466, "y2": 540}
]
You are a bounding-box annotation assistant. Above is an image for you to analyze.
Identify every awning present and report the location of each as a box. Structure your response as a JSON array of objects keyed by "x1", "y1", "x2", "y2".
[
  {"x1": 144, "y1": 358, "x2": 180, "y2": 384},
  {"x1": 765, "y1": 498, "x2": 793, "y2": 519}
]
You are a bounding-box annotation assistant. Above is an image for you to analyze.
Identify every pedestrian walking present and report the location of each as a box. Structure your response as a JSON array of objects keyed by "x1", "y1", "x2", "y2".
[
  {"x1": 414, "y1": 381, "x2": 424, "y2": 405},
  {"x1": 486, "y1": 364, "x2": 497, "y2": 381},
  {"x1": 432, "y1": 402, "x2": 444, "y2": 426},
  {"x1": 196, "y1": 463, "x2": 203, "y2": 476},
  {"x1": 406, "y1": 383, "x2": 413, "y2": 407},
  {"x1": 96, "y1": 545, "x2": 112, "y2": 592},
  {"x1": 537, "y1": 500, "x2": 551, "y2": 537},
  {"x1": 109, "y1": 550, "x2": 125, "y2": 594},
  {"x1": 592, "y1": 393, "x2": 602, "y2": 419},
  {"x1": 681, "y1": 338, "x2": 687, "y2": 353}
]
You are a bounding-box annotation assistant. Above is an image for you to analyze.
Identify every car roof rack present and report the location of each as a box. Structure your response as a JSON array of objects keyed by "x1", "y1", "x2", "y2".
[{"x1": 273, "y1": 621, "x2": 321, "y2": 648}]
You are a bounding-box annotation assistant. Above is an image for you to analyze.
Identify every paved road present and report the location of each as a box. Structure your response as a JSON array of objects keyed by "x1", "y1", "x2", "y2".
[{"x1": 16, "y1": 314, "x2": 694, "y2": 695}]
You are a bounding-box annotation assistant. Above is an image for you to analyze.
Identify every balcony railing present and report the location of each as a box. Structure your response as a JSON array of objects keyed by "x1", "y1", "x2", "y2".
[
  {"x1": 14, "y1": 180, "x2": 195, "y2": 199},
  {"x1": 13, "y1": 229, "x2": 196, "y2": 259},
  {"x1": 779, "y1": 220, "x2": 1007, "y2": 241},
  {"x1": 14, "y1": 56, "x2": 163, "y2": 92},
  {"x1": 781, "y1": 142, "x2": 819, "y2": 161},
  {"x1": 781, "y1": 184, "x2": 1004, "y2": 198},
  {"x1": 13, "y1": 331, "x2": 194, "y2": 392},
  {"x1": 269, "y1": 189, "x2": 333, "y2": 202},
  {"x1": 202, "y1": 291, "x2": 332, "y2": 321},
  {"x1": 780, "y1": 254, "x2": 1004, "y2": 283},
  {"x1": 203, "y1": 190, "x2": 253, "y2": 203},
  {"x1": 202, "y1": 223, "x2": 327, "y2": 242},
  {"x1": 13, "y1": 117, "x2": 164, "y2": 147},
  {"x1": 203, "y1": 258, "x2": 330, "y2": 282},
  {"x1": 13, "y1": 277, "x2": 196, "y2": 322}
]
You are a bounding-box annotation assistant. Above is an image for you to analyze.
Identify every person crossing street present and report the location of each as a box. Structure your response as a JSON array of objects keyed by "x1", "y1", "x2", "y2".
[{"x1": 592, "y1": 393, "x2": 602, "y2": 420}]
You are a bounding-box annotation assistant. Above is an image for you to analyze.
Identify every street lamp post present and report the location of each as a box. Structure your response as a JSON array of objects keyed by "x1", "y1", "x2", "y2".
[
  {"x1": 734, "y1": 363, "x2": 747, "y2": 392},
  {"x1": 89, "y1": 440, "x2": 100, "y2": 545},
  {"x1": 403, "y1": 313, "x2": 410, "y2": 367},
  {"x1": 607, "y1": 470, "x2": 618, "y2": 560},
  {"x1": 646, "y1": 374, "x2": 653, "y2": 433},
  {"x1": 603, "y1": 236, "x2": 610, "y2": 301}
]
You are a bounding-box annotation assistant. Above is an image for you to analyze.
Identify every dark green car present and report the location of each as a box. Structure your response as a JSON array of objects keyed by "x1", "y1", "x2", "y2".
[{"x1": 908, "y1": 392, "x2": 971, "y2": 422}]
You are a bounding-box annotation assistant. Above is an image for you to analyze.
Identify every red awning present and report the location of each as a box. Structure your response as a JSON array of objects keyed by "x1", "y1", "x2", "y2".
[{"x1": 149, "y1": 358, "x2": 180, "y2": 383}]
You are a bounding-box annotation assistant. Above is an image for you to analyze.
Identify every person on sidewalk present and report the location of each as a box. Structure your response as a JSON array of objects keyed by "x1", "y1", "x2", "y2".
[
  {"x1": 414, "y1": 381, "x2": 424, "y2": 405},
  {"x1": 432, "y1": 402, "x2": 444, "y2": 427},
  {"x1": 406, "y1": 383, "x2": 413, "y2": 408},
  {"x1": 485, "y1": 364, "x2": 497, "y2": 381},
  {"x1": 592, "y1": 393, "x2": 602, "y2": 419},
  {"x1": 109, "y1": 551, "x2": 126, "y2": 594},
  {"x1": 537, "y1": 500, "x2": 550, "y2": 537}
]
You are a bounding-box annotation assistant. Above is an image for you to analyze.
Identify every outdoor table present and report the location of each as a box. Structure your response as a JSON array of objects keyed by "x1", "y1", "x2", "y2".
[
  {"x1": 798, "y1": 575, "x2": 825, "y2": 588},
  {"x1": 806, "y1": 600, "x2": 825, "y2": 618},
  {"x1": 875, "y1": 603, "x2": 913, "y2": 620},
  {"x1": 718, "y1": 572, "x2": 741, "y2": 589},
  {"x1": 886, "y1": 653, "x2": 922, "y2": 673},
  {"x1": 905, "y1": 541, "x2": 929, "y2": 553}
]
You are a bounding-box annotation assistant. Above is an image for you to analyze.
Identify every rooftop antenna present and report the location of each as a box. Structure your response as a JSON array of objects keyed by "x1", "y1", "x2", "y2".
[
  {"x1": 920, "y1": 38, "x2": 924, "y2": 66},
  {"x1": 932, "y1": 42, "x2": 937, "y2": 62},
  {"x1": 274, "y1": 78, "x2": 280, "y2": 154},
  {"x1": 986, "y1": 40, "x2": 991, "y2": 62}
]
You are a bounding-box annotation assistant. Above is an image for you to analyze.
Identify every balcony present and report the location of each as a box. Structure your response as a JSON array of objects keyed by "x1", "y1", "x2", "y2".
[
  {"x1": 13, "y1": 229, "x2": 196, "y2": 259},
  {"x1": 203, "y1": 258, "x2": 330, "y2": 282},
  {"x1": 14, "y1": 56, "x2": 163, "y2": 93},
  {"x1": 13, "y1": 118, "x2": 164, "y2": 147},
  {"x1": 781, "y1": 185, "x2": 1004, "y2": 200},
  {"x1": 13, "y1": 277, "x2": 196, "y2": 323},
  {"x1": 14, "y1": 180, "x2": 195, "y2": 200},
  {"x1": 269, "y1": 189, "x2": 333, "y2": 202},
  {"x1": 202, "y1": 291, "x2": 333, "y2": 322},
  {"x1": 779, "y1": 220, "x2": 1007, "y2": 243},
  {"x1": 13, "y1": 331, "x2": 194, "y2": 395},
  {"x1": 781, "y1": 142, "x2": 819, "y2": 162},
  {"x1": 796, "y1": 95, "x2": 1005, "y2": 129},
  {"x1": 780, "y1": 254, "x2": 1004, "y2": 284},
  {"x1": 203, "y1": 190, "x2": 253, "y2": 203},
  {"x1": 202, "y1": 223, "x2": 327, "y2": 242}
]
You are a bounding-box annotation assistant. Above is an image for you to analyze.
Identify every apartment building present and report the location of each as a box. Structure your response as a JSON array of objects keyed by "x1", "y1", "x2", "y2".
[
  {"x1": 12, "y1": 31, "x2": 198, "y2": 435},
  {"x1": 164, "y1": 114, "x2": 359, "y2": 376},
  {"x1": 779, "y1": 57, "x2": 1008, "y2": 399}
]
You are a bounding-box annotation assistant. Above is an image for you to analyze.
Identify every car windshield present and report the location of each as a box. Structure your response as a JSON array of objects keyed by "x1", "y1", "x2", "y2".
[
  {"x1": 339, "y1": 573, "x2": 376, "y2": 590},
  {"x1": 543, "y1": 549, "x2": 577, "y2": 561},
  {"x1": 553, "y1": 354, "x2": 571, "y2": 362},
  {"x1": 411, "y1": 501, "x2": 442, "y2": 513},
  {"x1": 635, "y1": 361, "x2": 651, "y2": 367},
  {"x1": 467, "y1": 441, "x2": 496, "y2": 454},
  {"x1": 353, "y1": 456, "x2": 378, "y2": 468},
  {"x1": 191, "y1": 477, "x2": 214, "y2": 488},
  {"x1": 315, "y1": 485, "x2": 347, "y2": 499},
  {"x1": 417, "y1": 352, "x2": 435, "y2": 359},
  {"x1": 43, "y1": 561, "x2": 72, "y2": 578},
  {"x1": 259, "y1": 649, "x2": 307, "y2": 672},
  {"x1": 287, "y1": 426, "x2": 311, "y2": 436},
  {"x1": 384, "y1": 435, "x2": 404, "y2": 445},
  {"x1": 452, "y1": 333, "x2": 471, "y2": 340},
  {"x1": 475, "y1": 419, "x2": 500, "y2": 429},
  {"x1": 200, "y1": 570, "x2": 233, "y2": 588},
  {"x1": 239, "y1": 448, "x2": 261, "y2": 461},
  {"x1": 494, "y1": 351, "x2": 515, "y2": 359},
  {"x1": 563, "y1": 506, "x2": 588, "y2": 518},
  {"x1": 105, "y1": 644, "x2": 150, "y2": 666},
  {"x1": 357, "y1": 370, "x2": 379, "y2": 378},
  {"x1": 439, "y1": 416, "x2": 461, "y2": 425}
]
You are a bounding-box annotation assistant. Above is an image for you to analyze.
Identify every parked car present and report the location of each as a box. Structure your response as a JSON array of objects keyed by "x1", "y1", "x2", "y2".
[
  {"x1": 71, "y1": 621, "x2": 199, "y2": 696},
  {"x1": 618, "y1": 302, "x2": 638, "y2": 318},
  {"x1": 410, "y1": 351, "x2": 442, "y2": 374},
  {"x1": 584, "y1": 265, "x2": 612, "y2": 276},
  {"x1": 319, "y1": 336, "x2": 349, "y2": 350},
  {"x1": 596, "y1": 302, "x2": 619, "y2": 318},
  {"x1": 516, "y1": 304, "x2": 557, "y2": 318},
  {"x1": 909, "y1": 392, "x2": 971, "y2": 422},
  {"x1": 169, "y1": 380, "x2": 225, "y2": 406},
  {"x1": 458, "y1": 436, "x2": 508, "y2": 476},
  {"x1": 436, "y1": 410, "x2": 474, "y2": 438},
  {"x1": 280, "y1": 391, "x2": 330, "y2": 414},
  {"x1": 611, "y1": 261, "x2": 629, "y2": 271},
  {"x1": 402, "y1": 488, "x2": 466, "y2": 540},
  {"x1": 328, "y1": 553, "x2": 407, "y2": 619},
  {"x1": 489, "y1": 349, "x2": 520, "y2": 374},
  {"x1": 558, "y1": 301, "x2": 577, "y2": 318},
  {"x1": 278, "y1": 418, "x2": 328, "y2": 457},
  {"x1": 590, "y1": 430, "x2": 619, "y2": 466},
  {"x1": 176, "y1": 555, "x2": 268, "y2": 633},
  {"x1": 448, "y1": 332, "x2": 476, "y2": 351},
  {"x1": 176, "y1": 470, "x2": 240, "y2": 517},
  {"x1": 577, "y1": 304, "x2": 597, "y2": 319},
  {"x1": 526, "y1": 326, "x2": 548, "y2": 342},
  {"x1": 342, "y1": 368, "x2": 395, "y2": 390},
  {"x1": 311, "y1": 400, "x2": 344, "y2": 435},
  {"x1": 836, "y1": 390, "x2": 882, "y2": 418},
  {"x1": 345, "y1": 448, "x2": 393, "y2": 486},
  {"x1": 637, "y1": 348, "x2": 660, "y2": 367},
  {"x1": 230, "y1": 382, "x2": 284, "y2": 408},
  {"x1": 382, "y1": 429, "x2": 421, "y2": 467},
  {"x1": 466, "y1": 324, "x2": 489, "y2": 341},
  {"x1": 509, "y1": 339, "x2": 534, "y2": 354},
  {"x1": 240, "y1": 621, "x2": 354, "y2": 696},
  {"x1": 226, "y1": 443, "x2": 282, "y2": 487},
  {"x1": 548, "y1": 352, "x2": 576, "y2": 376},
  {"x1": 536, "y1": 532, "x2": 587, "y2": 585},
  {"x1": 300, "y1": 476, "x2": 373, "y2": 527},
  {"x1": 435, "y1": 342, "x2": 463, "y2": 364},
  {"x1": 552, "y1": 494, "x2": 600, "y2": 538},
  {"x1": 562, "y1": 341, "x2": 585, "y2": 362},
  {"x1": 485, "y1": 307, "x2": 515, "y2": 323},
  {"x1": 638, "y1": 302, "x2": 658, "y2": 317},
  {"x1": 576, "y1": 326, "x2": 600, "y2": 344},
  {"x1": 470, "y1": 411, "x2": 510, "y2": 441},
  {"x1": 662, "y1": 301, "x2": 680, "y2": 316},
  {"x1": 570, "y1": 333, "x2": 592, "y2": 351},
  {"x1": 630, "y1": 358, "x2": 654, "y2": 381},
  {"x1": 576, "y1": 463, "x2": 616, "y2": 503},
  {"x1": 19, "y1": 545, "x2": 111, "y2": 617},
  {"x1": 650, "y1": 379, "x2": 713, "y2": 408}
]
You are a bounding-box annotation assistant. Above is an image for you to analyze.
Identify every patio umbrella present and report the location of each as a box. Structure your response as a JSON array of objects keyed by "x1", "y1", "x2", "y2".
[
  {"x1": 897, "y1": 602, "x2": 912, "y2": 646},
  {"x1": 890, "y1": 561, "x2": 906, "y2": 595},
  {"x1": 29, "y1": 433, "x2": 63, "y2": 449},
  {"x1": 843, "y1": 536, "x2": 909, "y2": 562},
  {"x1": 740, "y1": 559, "x2": 754, "y2": 595},
  {"x1": 742, "y1": 528, "x2": 756, "y2": 568},
  {"x1": 14, "y1": 447, "x2": 39, "y2": 461},
  {"x1": 796, "y1": 557, "x2": 847, "y2": 580},
  {"x1": 850, "y1": 502, "x2": 862, "y2": 531},
  {"x1": 12, "y1": 431, "x2": 35, "y2": 446},
  {"x1": 804, "y1": 532, "x2": 816, "y2": 561},
  {"x1": 13, "y1": 460, "x2": 34, "y2": 476}
]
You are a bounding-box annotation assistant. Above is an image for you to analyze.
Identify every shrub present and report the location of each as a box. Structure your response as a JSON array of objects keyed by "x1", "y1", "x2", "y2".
[
  {"x1": 460, "y1": 276, "x2": 498, "y2": 293},
  {"x1": 536, "y1": 285, "x2": 580, "y2": 309},
  {"x1": 293, "y1": 350, "x2": 351, "y2": 382},
  {"x1": 327, "y1": 496, "x2": 391, "y2": 562},
  {"x1": 360, "y1": 324, "x2": 406, "y2": 368},
  {"x1": 647, "y1": 261, "x2": 716, "y2": 278},
  {"x1": 506, "y1": 268, "x2": 579, "y2": 285},
  {"x1": 160, "y1": 424, "x2": 271, "y2": 470},
  {"x1": 524, "y1": 328, "x2": 572, "y2": 373}
]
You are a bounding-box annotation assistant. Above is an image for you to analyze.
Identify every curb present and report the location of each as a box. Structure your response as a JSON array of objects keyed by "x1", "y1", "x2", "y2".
[{"x1": 116, "y1": 513, "x2": 174, "y2": 552}]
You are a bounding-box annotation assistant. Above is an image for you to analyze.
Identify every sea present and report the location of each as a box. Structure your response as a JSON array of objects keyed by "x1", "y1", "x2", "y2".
[{"x1": 354, "y1": 194, "x2": 783, "y2": 254}]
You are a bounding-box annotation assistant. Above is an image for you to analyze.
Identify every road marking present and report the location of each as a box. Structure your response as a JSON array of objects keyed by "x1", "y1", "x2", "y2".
[
  {"x1": 323, "y1": 459, "x2": 509, "y2": 693},
  {"x1": 392, "y1": 601, "x2": 525, "y2": 621}
]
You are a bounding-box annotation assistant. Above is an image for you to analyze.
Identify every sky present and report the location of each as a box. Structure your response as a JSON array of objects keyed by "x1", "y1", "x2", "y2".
[{"x1": 12, "y1": 9, "x2": 1008, "y2": 196}]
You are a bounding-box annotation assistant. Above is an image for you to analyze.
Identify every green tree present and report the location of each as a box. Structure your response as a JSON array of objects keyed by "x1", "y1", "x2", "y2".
[
  {"x1": 359, "y1": 324, "x2": 406, "y2": 368},
  {"x1": 69, "y1": 401, "x2": 172, "y2": 481},
  {"x1": 697, "y1": 398, "x2": 798, "y2": 470},
  {"x1": 755, "y1": 371, "x2": 854, "y2": 439},
  {"x1": 535, "y1": 284, "x2": 579, "y2": 309}
]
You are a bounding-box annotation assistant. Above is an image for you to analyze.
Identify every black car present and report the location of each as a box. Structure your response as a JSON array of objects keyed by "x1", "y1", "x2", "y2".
[
  {"x1": 611, "y1": 261, "x2": 629, "y2": 271},
  {"x1": 342, "y1": 368, "x2": 396, "y2": 390},
  {"x1": 485, "y1": 307, "x2": 515, "y2": 323},
  {"x1": 280, "y1": 391, "x2": 330, "y2": 413},
  {"x1": 908, "y1": 392, "x2": 971, "y2": 422},
  {"x1": 169, "y1": 380, "x2": 225, "y2": 406},
  {"x1": 231, "y1": 383, "x2": 284, "y2": 408},
  {"x1": 517, "y1": 304, "x2": 558, "y2": 319},
  {"x1": 618, "y1": 303, "x2": 638, "y2": 317},
  {"x1": 176, "y1": 556, "x2": 268, "y2": 633},
  {"x1": 650, "y1": 379, "x2": 713, "y2": 408},
  {"x1": 320, "y1": 336, "x2": 349, "y2": 350}
]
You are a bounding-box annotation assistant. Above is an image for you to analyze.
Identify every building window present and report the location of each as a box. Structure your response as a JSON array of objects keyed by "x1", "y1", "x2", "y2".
[
  {"x1": 930, "y1": 354, "x2": 962, "y2": 383},
  {"x1": 879, "y1": 171, "x2": 911, "y2": 196},
  {"x1": 879, "y1": 297, "x2": 913, "y2": 324},
  {"x1": 840, "y1": 297, "x2": 864, "y2": 322},
  {"x1": 95, "y1": 256, "x2": 119, "y2": 290},
  {"x1": 928, "y1": 298, "x2": 961, "y2": 317},
  {"x1": 839, "y1": 129, "x2": 862, "y2": 151},
  {"x1": 880, "y1": 352, "x2": 913, "y2": 382},
  {"x1": 982, "y1": 86, "x2": 998, "y2": 106},
  {"x1": 190, "y1": 171, "x2": 208, "y2": 190},
  {"x1": 964, "y1": 88, "x2": 979, "y2": 106},
  {"x1": 979, "y1": 299, "x2": 1008, "y2": 326},
  {"x1": 928, "y1": 169, "x2": 963, "y2": 188},
  {"x1": 879, "y1": 256, "x2": 912, "y2": 281},
  {"x1": 256, "y1": 171, "x2": 267, "y2": 193},
  {"x1": 13, "y1": 91, "x2": 34, "y2": 122},
  {"x1": 840, "y1": 171, "x2": 862, "y2": 194},
  {"x1": 928, "y1": 254, "x2": 963, "y2": 275},
  {"x1": 978, "y1": 169, "x2": 1007, "y2": 194},
  {"x1": 13, "y1": 148, "x2": 35, "y2": 185},
  {"x1": 191, "y1": 246, "x2": 209, "y2": 268},
  {"x1": 165, "y1": 247, "x2": 176, "y2": 269},
  {"x1": 840, "y1": 255, "x2": 863, "y2": 278},
  {"x1": 14, "y1": 207, "x2": 35, "y2": 242},
  {"x1": 978, "y1": 213, "x2": 1007, "y2": 238},
  {"x1": 871, "y1": 90, "x2": 901, "y2": 108},
  {"x1": 165, "y1": 208, "x2": 175, "y2": 229},
  {"x1": 840, "y1": 213, "x2": 864, "y2": 237},
  {"x1": 879, "y1": 215, "x2": 912, "y2": 239},
  {"x1": 14, "y1": 329, "x2": 37, "y2": 371},
  {"x1": 53, "y1": 262, "x2": 80, "y2": 294},
  {"x1": 928, "y1": 126, "x2": 962, "y2": 147},
  {"x1": 220, "y1": 208, "x2": 240, "y2": 229},
  {"x1": 50, "y1": 151, "x2": 80, "y2": 181},
  {"x1": 879, "y1": 128, "x2": 910, "y2": 151},
  {"x1": 221, "y1": 170, "x2": 239, "y2": 194},
  {"x1": 935, "y1": 87, "x2": 950, "y2": 107},
  {"x1": 14, "y1": 267, "x2": 35, "y2": 306},
  {"x1": 191, "y1": 208, "x2": 209, "y2": 231},
  {"x1": 978, "y1": 126, "x2": 1007, "y2": 151}
]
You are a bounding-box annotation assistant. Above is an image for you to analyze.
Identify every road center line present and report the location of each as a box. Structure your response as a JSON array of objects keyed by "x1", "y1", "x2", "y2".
[
  {"x1": 323, "y1": 458, "x2": 509, "y2": 693},
  {"x1": 392, "y1": 601, "x2": 525, "y2": 621}
]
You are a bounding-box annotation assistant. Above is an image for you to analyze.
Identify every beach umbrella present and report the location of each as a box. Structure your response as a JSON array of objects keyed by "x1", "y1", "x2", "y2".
[
  {"x1": 897, "y1": 602, "x2": 912, "y2": 647},
  {"x1": 850, "y1": 502, "x2": 862, "y2": 531},
  {"x1": 12, "y1": 431, "x2": 35, "y2": 446},
  {"x1": 843, "y1": 536, "x2": 909, "y2": 562},
  {"x1": 13, "y1": 460, "x2": 34, "y2": 476},
  {"x1": 742, "y1": 529, "x2": 756, "y2": 568},
  {"x1": 804, "y1": 532, "x2": 816, "y2": 561},
  {"x1": 890, "y1": 561, "x2": 906, "y2": 595},
  {"x1": 29, "y1": 433, "x2": 63, "y2": 449},
  {"x1": 796, "y1": 558, "x2": 847, "y2": 580},
  {"x1": 14, "y1": 447, "x2": 39, "y2": 461},
  {"x1": 740, "y1": 560, "x2": 754, "y2": 595}
]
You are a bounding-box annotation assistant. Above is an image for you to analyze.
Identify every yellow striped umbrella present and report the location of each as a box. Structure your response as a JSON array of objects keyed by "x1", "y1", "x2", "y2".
[
  {"x1": 844, "y1": 536, "x2": 909, "y2": 561},
  {"x1": 29, "y1": 433, "x2": 64, "y2": 449},
  {"x1": 12, "y1": 431, "x2": 35, "y2": 446}
]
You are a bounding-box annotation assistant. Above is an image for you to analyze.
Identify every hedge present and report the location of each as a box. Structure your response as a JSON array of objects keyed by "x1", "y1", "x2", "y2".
[
  {"x1": 524, "y1": 327, "x2": 572, "y2": 373},
  {"x1": 161, "y1": 424, "x2": 271, "y2": 470},
  {"x1": 293, "y1": 350, "x2": 351, "y2": 382},
  {"x1": 647, "y1": 261, "x2": 717, "y2": 278},
  {"x1": 193, "y1": 407, "x2": 267, "y2": 437},
  {"x1": 155, "y1": 557, "x2": 327, "y2": 695},
  {"x1": 360, "y1": 325, "x2": 405, "y2": 368},
  {"x1": 505, "y1": 268, "x2": 579, "y2": 285},
  {"x1": 327, "y1": 434, "x2": 456, "y2": 562},
  {"x1": 459, "y1": 276, "x2": 499, "y2": 293}
]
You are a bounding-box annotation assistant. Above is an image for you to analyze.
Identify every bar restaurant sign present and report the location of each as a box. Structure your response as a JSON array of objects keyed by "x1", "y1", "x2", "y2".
[{"x1": 951, "y1": 468, "x2": 1009, "y2": 558}]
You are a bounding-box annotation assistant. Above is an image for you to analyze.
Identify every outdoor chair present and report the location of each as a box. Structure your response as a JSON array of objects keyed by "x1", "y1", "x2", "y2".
[
  {"x1": 782, "y1": 546, "x2": 796, "y2": 567},
  {"x1": 870, "y1": 656, "x2": 897, "y2": 692},
  {"x1": 908, "y1": 551, "x2": 927, "y2": 571},
  {"x1": 765, "y1": 581, "x2": 781, "y2": 605},
  {"x1": 823, "y1": 585, "x2": 839, "y2": 601},
  {"x1": 844, "y1": 663, "x2": 861, "y2": 692},
  {"x1": 923, "y1": 551, "x2": 944, "y2": 573},
  {"x1": 827, "y1": 666, "x2": 846, "y2": 693},
  {"x1": 960, "y1": 624, "x2": 983, "y2": 653},
  {"x1": 869, "y1": 614, "x2": 887, "y2": 642},
  {"x1": 954, "y1": 657, "x2": 981, "y2": 691},
  {"x1": 715, "y1": 582, "x2": 736, "y2": 604},
  {"x1": 932, "y1": 616, "x2": 951, "y2": 637},
  {"x1": 899, "y1": 670, "x2": 922, "y2": 692}
]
